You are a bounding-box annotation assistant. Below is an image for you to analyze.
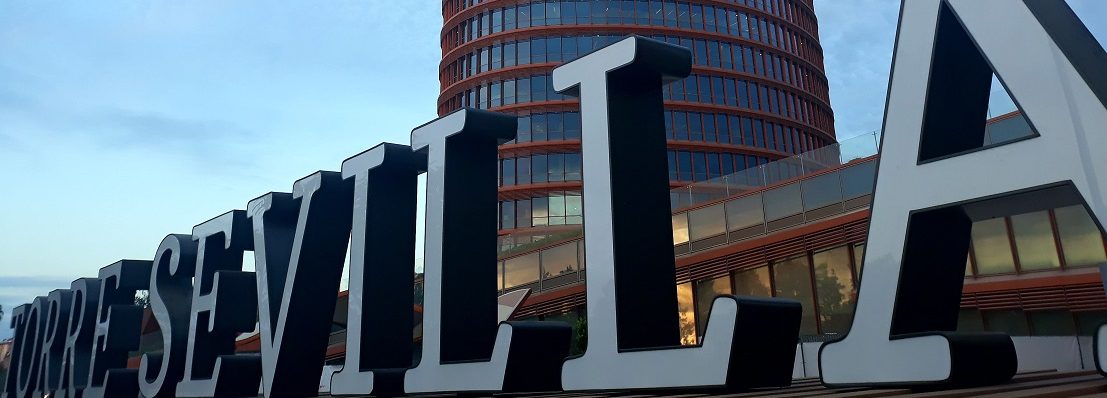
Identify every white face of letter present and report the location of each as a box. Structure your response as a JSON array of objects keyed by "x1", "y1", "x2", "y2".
[
  {"x1": 176, "y1": 210, "x2": 261, "y2": 398},
  {"x1": 553, "y1": 35, "x2": 803, "y2": 391},
  {"x1": 2, "y1": 305, "x2": 28, "y2": 398},
  {"x1": 84, "y1": 260, "x2": 151, "y2": 398},
  {"x1": 330, "y1": 143, "x2": 418, "y2": 397},
  {"x1": 249, "y1": 172, "x2": 353, "y2": 398},
  {"x1": 404, "y1": 109, "x2": 573, "y2": 394},
  {"x1": 820, "y1": 0, "x2": 1107, "y2": 387}
]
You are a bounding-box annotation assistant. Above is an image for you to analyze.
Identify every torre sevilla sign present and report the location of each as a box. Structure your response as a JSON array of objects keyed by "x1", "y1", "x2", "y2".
[{"x1": 4, "y1": 0, "x2": 1107, "y2": 397}]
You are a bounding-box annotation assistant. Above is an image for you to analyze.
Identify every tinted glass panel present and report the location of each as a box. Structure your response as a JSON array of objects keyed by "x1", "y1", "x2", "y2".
[
  {"x1": 773, "y1": 256, "x2": 817, "y2": 335},
  {"x1": 725, "y1": 194, "x2": 764, "y2": 231},
  {"x1": 840, "y1": 161, "x2": 876, "y2": 198},
  {"x1": 812, "y1": 246, "x2": 855, "y2": 334},
  {"x1": 504, "y1": 252, "x2": 539, "y2": 289},
  {"x1": 733, "y1": 266, "x2": 772, "y2": 297},
  {"x1": 983, "y1": 310, "x2": 1029, "y2": 336},
  {"x1": 852, "y1": 243, "x2": 865, "y2": 279},
  {"x1": 971, "y1": 218, "x2": 1015, "y2": 275},
  {"x1": 1029, "y1": 310, "x2": 1076, "y2": 336},
  {"x1": 801, "y1": 171, "x2": 843, "y2": 210},
  {"x1": 763, "y1": 184, "x2": 802, "y2": 221},
  {"x1": 688, "y1": 204, "x2": 727, "y2": 242},
  {"x1": 695, "y1": 275, "x2": 732, "y2": 335},
  {"x1": 984, "y1": 114, "x2": 1034, "y2": 145},
  {"x1": 1076, "y1": 311, "x2": 1107, "y2": 336},
  {"x1": 957, "y1": 309, "x2": 986, "y2": 332},
  {"x1": 1010, "y1": 211, "x2": 1060, "y2": 271},
  {"x1": 673, "y1": 213, "x2": 690, "y2": 245},
  {"x1": 1054, "y1": 205, "x2": 1107, "y2": 267},
  {"x1": 677, "y1": 282, "x2": 697, "y2": 345},
  {"x1": 542, "y1": 243, "x2": 578, "y2": 278}
]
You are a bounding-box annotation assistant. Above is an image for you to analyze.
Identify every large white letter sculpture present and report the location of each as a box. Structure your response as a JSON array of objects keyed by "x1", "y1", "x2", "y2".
[
  {"x1": 139, "y1": 234, "x2": 198, "y2": 398},
  {"x1": 820, "y1": 0, "x2": 1107, "y2": 387},
  {"x1": 2, "y1": 305, "x2": 28, "y2": 398},
  {"x1": 57, "y1": 278, "x2": 101, "y2": 398},
  {"x1": 84, "y1": 261, "x2": 151, "y2": 398},
  {"x1": 14, "y1": 298, "x2": 46, "y2": 398},
  {"x1": 176, "y1": 211, "x2": 261, "y2": 398},
  {"x1": 404, "y1": 109, "x2": 572, "y2": 394},
  {"x1": 330, "y1": 143, "x2": 420, "y2": 397},
  {"x1": 552, "y1": 35, "x2": 802, "y2": 391},
  {"x1": 249, "y1": 172, "x2": 352, "y2": 398}
]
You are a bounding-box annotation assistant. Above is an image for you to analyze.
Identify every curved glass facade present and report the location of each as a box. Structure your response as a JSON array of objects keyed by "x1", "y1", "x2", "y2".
[{"x1": 439, "y1": 0, "x2": 834, "y2": 234}]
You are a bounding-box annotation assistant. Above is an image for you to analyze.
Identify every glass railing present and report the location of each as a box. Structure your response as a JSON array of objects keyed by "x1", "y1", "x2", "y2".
[
  {"x1": 670, "y1": 132, "x2": 879, "y2": 211},
  {"x1": 672, "y1": 156, "x2": 877, "y2": 255},
  {"x1": 492, "y1": 132, "x2": 882, "y2": 296}
]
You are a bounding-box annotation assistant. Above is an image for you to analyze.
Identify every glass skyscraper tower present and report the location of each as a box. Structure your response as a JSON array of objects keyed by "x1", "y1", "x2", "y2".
[{"x1": 438, "y1": 0, "x2": 835, "y2": 241}]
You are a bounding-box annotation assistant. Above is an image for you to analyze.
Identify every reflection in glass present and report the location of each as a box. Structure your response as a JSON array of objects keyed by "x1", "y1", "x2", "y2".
[
  {"x1": 971, "y1": 218, "x2": 1015, "y2": 275},
  {"x1": 957, "y1": 309, "x2": 985, "y2": 332},
  {"x1": 840, "y1": 161, "x2": 876, "y2": 199},
  {"x1": 1028, "y1": 311, "x2": 1076, "y2": 336},
  {"x1": 504, "y1": 252, "x2": 539, "y2": 289},
  {"x1": 763, "y1": 184, "x2": 802, "y2": 221},
  {"x1": 982, "y1": 310, "x2": 1029, "y2": 336},
  {"x1": 497, "y1": 261, "x2": 505, "y2": 290},
  {"x1": 1076, "y1": 311, "x2": 1107, "y2": 336},
  {"x1": 541, "y1": 243, "x2": 578, "y2": 278},
  {"x1": 732, "y1": 266, "x2": 771, "y2": 297},
  {"x1": 673, "y1": 214, "x2": 690, "y2": 245},
  {"x1": 726, "y1": 194, "x2": 764, "y2": 231},
  {"x1": 984, "y1": 113, "x2": 1034, "y2": 145},
  {"x1": 1054, "y1": 205, "x2": 1107, "y2": 267},
  {"x1": 801, "y1": 171, "x2": 843, "y2": 210},
  {"x1": 852, "y1": 243, "x2": 865, "y2": 279},
  {"x1": 565, "y1": 194, "x2": 583, "y2": 224},
  {"x1": 773, "y1": 255, "x2": 817, "y2": 335},
  {"x1": 531, "y1": 196, "x2": 548, "y2": 226},
  {"x1": 1010, "y1": 211, "x2": 1060, "y2": 271},
  {"x1": 812, "y1": 247, "x2": 855, "y2": 334},
  {"x1": 695, "y1": 275, "x2": 732, "y2": 337},
  {"x1": 688, "y1": 204, "x2": 727, "y2": 241},
  {"x1": 677, "y1": 282, "x2": 697, "y2": 346}
]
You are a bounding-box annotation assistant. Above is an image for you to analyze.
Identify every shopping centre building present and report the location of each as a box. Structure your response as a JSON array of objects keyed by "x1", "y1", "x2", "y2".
[
  {"x1": 497, "y1": 110, "x2": 1107, "y2": 348},
  {"x1": 430, "y1": 0, "x2": 1107, "y2": 350}
]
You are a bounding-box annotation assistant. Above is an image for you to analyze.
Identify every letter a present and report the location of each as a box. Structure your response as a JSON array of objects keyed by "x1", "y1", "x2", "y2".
[{"x1": 820, "y1": 0, "x2": 1107, "y2": 387}]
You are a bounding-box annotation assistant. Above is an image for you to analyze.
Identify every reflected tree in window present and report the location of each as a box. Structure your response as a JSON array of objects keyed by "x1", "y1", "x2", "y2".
[
  {"x1": 732, "y1": 266, "x2": 771, "y2": 296},
  {"x1": 773, "y1": 255, "x2": 817, "y2": 335},
  {"x1": 676, "y1": 282, "x2": 698, "y2": 345},
  {"x1": 813, "y1": 247, "x2": 855, "y2": 334}
]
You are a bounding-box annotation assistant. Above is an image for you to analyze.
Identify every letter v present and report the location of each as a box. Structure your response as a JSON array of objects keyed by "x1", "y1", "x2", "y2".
[{"x1": 248, "y1": 172, "x2": 352, "y2": 398}]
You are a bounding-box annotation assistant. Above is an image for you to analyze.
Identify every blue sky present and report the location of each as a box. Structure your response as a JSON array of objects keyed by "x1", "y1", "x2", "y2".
[{"x1": 0, "y1": 1, "x2": 1104, "y2": 339}]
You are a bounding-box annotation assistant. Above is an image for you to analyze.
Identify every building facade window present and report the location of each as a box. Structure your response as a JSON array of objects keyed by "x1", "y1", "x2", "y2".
[
  {"x1": 694, "y1": 275, "x2": 733, "y2": 337},
  {"x1": 971, "y1": 218, "x2": 1016, "y2": 275},
  {"x1": 1054, "y1": 205, "x2": 1107, "y2": 267},
  {"x1": 732, "y1": 266, "x2": 772, "y2": 297},
  {"x1": 1010, "y1": 211, "x2": 1061, "y2": 271},
  {"x1": 772, "y1": 255, "x2": 817, "y2": 335},
  {"x1": 676, "y1": 282, "x2": 698, "y2": 345},
  {"x1": 812, "y1": 246, "x2": 855, "y2": 335}
]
